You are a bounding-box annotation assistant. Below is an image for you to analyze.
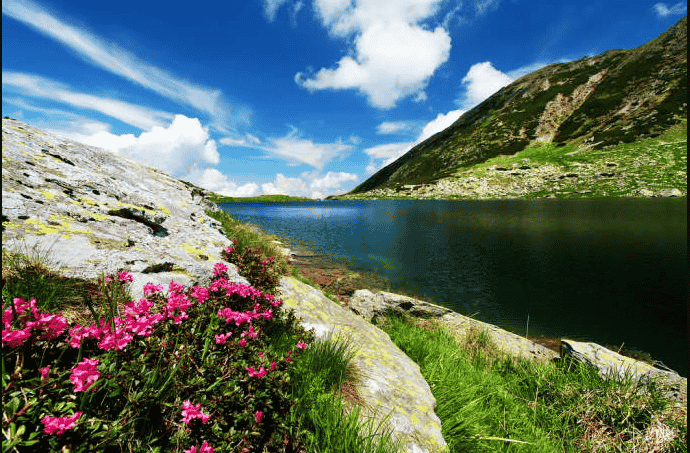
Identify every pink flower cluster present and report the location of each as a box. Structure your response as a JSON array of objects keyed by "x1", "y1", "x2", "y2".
[
  {"x1": 185, "y1": 441, "x2": 214, "y2": 453},
  {"x1": 41, "y1": 411, "x2": 83, "y2": 435},
  {"x1": 181, "y1": 400, "x2": 211, "y2": 424},
  {"x1": 2, "y1": 298, "x2": 69, "y2": 347},
  {"x1": 70, "y1": 358, "x2": 101, "y2": 392},
  {"x1": 246, "y1": 366, "x2": 268, "y2": 379}
]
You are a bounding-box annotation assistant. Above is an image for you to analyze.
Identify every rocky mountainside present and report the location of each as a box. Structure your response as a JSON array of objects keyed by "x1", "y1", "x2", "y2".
[{"x1": 347, "y1": 17, "x2": 687, "y2": 198}]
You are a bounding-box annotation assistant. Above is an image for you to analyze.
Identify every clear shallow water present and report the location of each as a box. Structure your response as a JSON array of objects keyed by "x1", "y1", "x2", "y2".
[{"x1": 220, "y1": 198, "x2": 688, "y2": 376}]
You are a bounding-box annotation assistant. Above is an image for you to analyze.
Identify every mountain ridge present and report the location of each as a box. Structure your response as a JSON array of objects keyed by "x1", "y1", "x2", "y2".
[{"x1": 343, "y1": 17, "x2": 686, "y2": 198}]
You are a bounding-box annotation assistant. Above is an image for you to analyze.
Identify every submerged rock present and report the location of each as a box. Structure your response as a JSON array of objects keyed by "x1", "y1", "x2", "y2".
[{"x1": 279, "y1": 278, "x2": 447, "y2": 453}]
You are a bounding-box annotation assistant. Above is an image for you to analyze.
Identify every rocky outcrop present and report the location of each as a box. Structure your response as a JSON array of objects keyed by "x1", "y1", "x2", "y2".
[
  {"x1": 349, "y1": 290, "x2": 559, "y2": 363},
  {"x1": 279, "y1": 279, "x2": 446, "y2": 453},
  {"x1": 561, "y1": 339, "x2": 687, "y2": 404},
  {"x1": 2, "y1": 118, "x2": 247, "y2": 295}
]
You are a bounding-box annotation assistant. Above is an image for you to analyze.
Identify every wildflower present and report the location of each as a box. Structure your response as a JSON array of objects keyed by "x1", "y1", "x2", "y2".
[
  {"x1": 270, "y1": 361, "x2": 277, "y2": 372},
  {"x1": 98, "y1": 328, "x2": 133, "y2": 351},
  {"x1": 297, "y1": 341, "x2": 308, "y2": 350},
  {"x1": 2, "y1": 327, "x2": 32, "y2": 347},
  {"x1": 143, "y1": 282, "x2": 164, "y2": 296},
  {"x1": 255, "y1": 411, "x2": 264, "y2": 423},
  {"x1": 117, "y1": 271, "x2": 134, "y2": 283},
  {"x1": 213, "y1": 262, "x2": 228, "y2": 277},
  {"x1": 246, "y1": 366, "x2": 268, "y2": 379},
  {"x1": 238, "y1": 338, "x2": 247, "y2": 348},
  {"x1": 191, "y1": 285, "x2": 210, "y2": 304},
  {"x1": 241, "y1": 326, "x2": 259, "y2": 339},
  {"x1": 181, "y1": 400, "x2": 211, "y2": 424},
  {"x1": 168, "y1": 280, "x2": 186, "y2": 294},
  {"x1": 70, "y1": 358, "x2": 100, "y2": 392},
  {"x1": 185, "y1": 442, "x2": 214, "y2": 453},
  {"x1": 41, "y1": 411, "x2": 83, "y2": 435},
  {"x1": 215, "y1": 332, "x2": 232, "y2": 344},
  {"x1": 39, "y1": 365, "x2": 51, "y2": 383}
]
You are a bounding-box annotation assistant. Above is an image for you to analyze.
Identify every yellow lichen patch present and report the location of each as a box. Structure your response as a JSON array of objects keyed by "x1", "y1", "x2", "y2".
[
  {"x1": 199, "y1": 217, "x2": 206, "y2": 223},
  {"x1": 40, "y1": 189, "x2": 57, "y2": 200},
  {"x1": 89, "y1": 211, "x2": 108, "y2": 221},
  {"x1": 23, "y1": 219, "x2": 60, "y2": 235},
  {"x1": 133, "y1": 246, "x2": 145, "y2": 252},
  {"x1": 157, "y1": 205, "x2": 171, "y2": 216},
  {"x1": 180, "y1": 244, "x2": 208, "y2": 260},
  {"x1": 2, "y1": 221, "x2": 21, "y2": 230},
  {"x1": 78, "y1": 195, "x2": 97, "y2": 206}
]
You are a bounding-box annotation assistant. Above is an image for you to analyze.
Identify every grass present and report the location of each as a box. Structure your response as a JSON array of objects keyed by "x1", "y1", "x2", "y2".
[
  {"x1": 2, "y1": 219, "x2": 394, "y2": 451},
  {"x1": 376, "y1": 313, "x2": 687, "y2": 452}
]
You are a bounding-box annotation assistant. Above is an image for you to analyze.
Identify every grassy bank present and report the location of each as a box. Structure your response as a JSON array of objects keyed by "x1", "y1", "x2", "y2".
[
  {"x1": 376, "y1": 313, "x2": 687, "y2": 452},
  {"x1": 1, "y1": 210, "x2": 395, "y2": 452}
]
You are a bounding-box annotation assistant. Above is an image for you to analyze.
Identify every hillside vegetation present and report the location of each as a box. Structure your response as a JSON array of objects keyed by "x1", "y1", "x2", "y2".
[{"x1": 342, "y1": 17, "x2": 686, "y2": 199}]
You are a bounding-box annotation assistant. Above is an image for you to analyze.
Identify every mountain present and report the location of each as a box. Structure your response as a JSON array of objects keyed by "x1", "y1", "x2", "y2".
[{"x1": 345, "y1": 17, "x2": 686, "y2": 199}]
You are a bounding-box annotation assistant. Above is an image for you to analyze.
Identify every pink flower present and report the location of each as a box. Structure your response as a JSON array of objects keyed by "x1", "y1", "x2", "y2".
[
  {"x1": 41, "y1": 411, "x2": 82, "y2": 435},
  {"x1": 191, "y1": 285, "x2": 210, "y2": 304},
  {"x1": 185, "y1": 442, "x2": 214, "y2": 453},
  {"x1": 215, "y1": 332, "x2": 232, "y2": 344},
  {"x1": 39, "y1": 365, "x2": 51, "y2": 382},
  {"x1": 255, "y1": 411, "x2": 264, "y2": 423},
  {"x1": 70, "y1": 358, "x2": 100, "y2": 392},
  {"x1": 246, "y1": 366, "x2": 268, "y2": 379},
  {"x1": 117, "y1": 271, "x2": 134, "y2": 283},
  {"x1": 181, "y1": 400, "x2": 211, "y2": 424},
  {"x1": 98, "y1": 328, "x2": 133, "y2": 351},
  {"x1": 270, "y1": 361, "x2": 277, "y2": 372},
  {"x1": 213, "y1": 262, "x2": 228, "y2": 277},
  {"x1": 143, "y1": 282, "x2": 164, "y2": 296},
  {"x1": 241, "y1": 326, "x2": 259, "y2": 339},
  {"x1": 238, "y1": 338, "x2": 247, "y2": 348},
  {"x1": 2, "y1": 327, "x2": 32, "y2": 347},
  {"x1": 168, "y1": 280, "x2": 186, "y2": 294},
  {"x1": 297, "y1": 341, "x2": 308, "y2": 350}
]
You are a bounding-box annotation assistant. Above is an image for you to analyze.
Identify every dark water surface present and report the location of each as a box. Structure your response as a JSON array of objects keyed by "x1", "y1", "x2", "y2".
[{"x1": 220, "y1": 198, "x2": 687, "y2": 376}]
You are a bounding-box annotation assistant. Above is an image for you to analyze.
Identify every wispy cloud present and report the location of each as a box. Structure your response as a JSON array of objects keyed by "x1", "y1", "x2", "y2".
[
  {"x1": 2, "y1": 0, "x2": 249, "y2": 130},
  {"x1": 653, "y1": 2, "x2": 687, "y2": 17},
  {"x1": 377, "y1": 121, "x2": 416, "y2": 135},
  {"x1": 2, "y1": 71, "x2": 173, "y2": 130}
]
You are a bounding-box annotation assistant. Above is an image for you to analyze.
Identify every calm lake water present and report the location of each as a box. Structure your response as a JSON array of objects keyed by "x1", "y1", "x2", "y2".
[{"x1": 220, "y1": 198, "x2": 688, "y2": 376}]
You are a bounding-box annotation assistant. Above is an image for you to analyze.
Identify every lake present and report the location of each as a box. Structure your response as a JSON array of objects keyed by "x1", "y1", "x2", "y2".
[{"x1": 219, "y1": 198, "x2": 688, "y2": 376}]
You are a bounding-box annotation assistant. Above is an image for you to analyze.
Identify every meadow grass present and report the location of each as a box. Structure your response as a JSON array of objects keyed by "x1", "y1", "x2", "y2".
[{"x1": 376, "y1": 313, "x2": 687, "y2": 453}]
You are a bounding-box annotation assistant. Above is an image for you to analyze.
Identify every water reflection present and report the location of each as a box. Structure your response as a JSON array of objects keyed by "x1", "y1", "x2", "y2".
[{"x1": 221, "y1": 198, "x2": 687, "y2": 376}]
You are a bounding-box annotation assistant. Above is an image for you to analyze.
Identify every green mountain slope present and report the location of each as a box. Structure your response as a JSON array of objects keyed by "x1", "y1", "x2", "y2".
[{"x1": 347, "y1": 17, "x2": 686, "y2": 198}]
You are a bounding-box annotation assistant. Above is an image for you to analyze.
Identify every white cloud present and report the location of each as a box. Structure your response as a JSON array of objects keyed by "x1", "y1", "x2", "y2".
[
  {"x1": 261, "y1": 127, "x2": 354, "y2": 169},
  {"x1": 377, "y1": 121, "x2": 415, "y2": 135},
  {"x1": 220, "y1": 134, "x2": 262, "y2": 147},
  {"x1": 2, "y1": 0, "x2": 247, "y2": 129},
  {"x1": 475, "y1": 0, "x2": 500, "y2": 16},
  {"x1": 60, "y1": 115, "x2": 219, "y2": 179},
  {"x1": 2, "y1": 72, "x2": 173, "y2": 130},
  {"x1": 261, "y1": 171, "x2": 358, "y2": 198},
  {"x1": 294, "y1": 0, "x2": 451, "y2": 109},
  {"x1": 653, "y1": 2, "x2": 687, "y2": 17},
  {"x1": 263, "y1": 0, "x2": 291, "y2": 21},
  {"x1": 366, "y1": 108, "x2": 464, "y2": 173},
  {"x1": 188, "y1": 168, "x2": 260, "y2": 197},
  {"x1": 455, "y1": 61, "x2": 513, "y2": 110}
]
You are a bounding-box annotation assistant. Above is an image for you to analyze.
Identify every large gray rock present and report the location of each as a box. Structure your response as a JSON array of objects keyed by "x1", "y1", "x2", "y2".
[
  {"x1": 350, "y1": 289, "x2": 559, "y2": 363},
  {"x1": 279, "y1": 278, "x2": 447, "y2": 453},
  {"x1": 561, "y1": 339, "x2": 687, "y2": 404},
  {"x1": 2, "y1": 118, "x2": 246, "y2": 297}
]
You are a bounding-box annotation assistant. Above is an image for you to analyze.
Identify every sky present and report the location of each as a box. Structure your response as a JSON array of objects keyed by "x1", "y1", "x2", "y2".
[{"x1": 3, "y1": 0, "x2": 686, "y2": 198}]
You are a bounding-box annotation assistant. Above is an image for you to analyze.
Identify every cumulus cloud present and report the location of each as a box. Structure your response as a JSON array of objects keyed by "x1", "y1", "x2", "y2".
[
  {"x1": 2, "y1": 0, "x2": 248, "y2": 130},
  {"x1": 365, "y1": 109, "x2": 464, "y2": 173},
  {"x1": 187, "y1": 168, "x2": 260, "y2": 197},
  {"x1": 2, "y1": 72, "x2": 173, "y2": 130},
  {"x1": 261, "y1": 171, "x2": 358, "y2": 198},
  {"x1": 259, "y1": 127, "x2": 354, "y2": 169},
  {"x1": 455, "y1": 61, "x2": 513, "y2": 110},
  {"x1": 294, "y1": 0, "x2": 451, "y2": 109},
  {"x1": 653, "y1": 2, "x2": 687, "y2": 17}
]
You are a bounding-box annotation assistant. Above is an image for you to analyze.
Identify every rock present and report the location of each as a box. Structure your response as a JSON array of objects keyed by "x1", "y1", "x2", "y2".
[
  {"x1": 560, "y1": 339, "x2": 687, "y2": 404},
  {"x1": 1, "y1": 118, "x2": 242, "y2": 296},
  {"x1": 639, "y1": 188, "x2": 655, "y2": 197},
  {"x1": 350, "y1": 290, "x2": 558, "y2": 363},
  {"x1": 279, "y1": 279, "x2": 446, "y2": 453},
  {"x1": 657, "y1": 188, "x2": 683, "y2": 197}
]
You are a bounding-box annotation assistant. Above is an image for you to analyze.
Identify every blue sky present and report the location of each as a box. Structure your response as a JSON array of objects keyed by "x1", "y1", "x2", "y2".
[{"x1": 3, "y1": 0, "x2": 686, "y2": 198}]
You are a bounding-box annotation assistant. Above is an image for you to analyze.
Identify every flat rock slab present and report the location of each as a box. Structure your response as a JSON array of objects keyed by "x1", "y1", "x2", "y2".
[
  {"x1": 350, "y1": 289, "x2": 558, "y2": 363},
  {"x1": 561, "y1": 339, "x2": 687, "y2": 404},
  {"x1": 279, "y1": 278, "x2": 447, "y2": 453}
]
